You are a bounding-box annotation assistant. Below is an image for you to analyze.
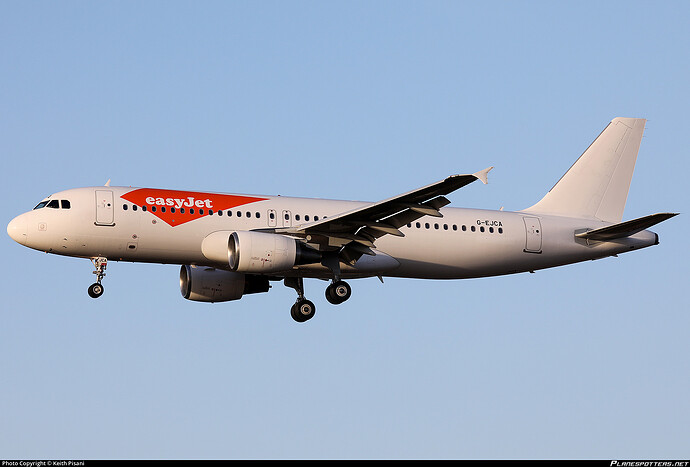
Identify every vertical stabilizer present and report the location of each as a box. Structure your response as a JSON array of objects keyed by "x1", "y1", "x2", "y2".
[{"x1": 524, "y1": 117, "x2": 646, "y2": 222}]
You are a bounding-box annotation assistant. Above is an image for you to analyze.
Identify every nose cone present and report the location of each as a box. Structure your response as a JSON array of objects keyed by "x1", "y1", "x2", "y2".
[{"x1": 7, "y1": 214, "x2": 28, "y2": 245}]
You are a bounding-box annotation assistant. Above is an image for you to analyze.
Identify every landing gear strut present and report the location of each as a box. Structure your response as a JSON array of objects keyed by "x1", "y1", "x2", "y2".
[
  {"x1": 285, "y1": 277, "x2": 315, "y2": 323},
  {"x1": 88, "y1": 257, "x2": 107, "y2": 298}
]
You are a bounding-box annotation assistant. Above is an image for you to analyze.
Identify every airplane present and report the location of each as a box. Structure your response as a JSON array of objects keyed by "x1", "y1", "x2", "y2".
[{"x1": 6, "y1": 117, "x2": 678, "y2": 322}]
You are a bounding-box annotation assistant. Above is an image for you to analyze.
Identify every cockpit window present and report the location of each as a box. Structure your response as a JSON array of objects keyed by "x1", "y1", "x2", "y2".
[{"x1": 33, "y1": 199, "x2": 71, "y2": 210}]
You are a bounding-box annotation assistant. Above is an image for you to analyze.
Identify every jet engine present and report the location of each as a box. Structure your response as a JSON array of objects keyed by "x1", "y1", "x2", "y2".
[
  {"x1": 201, "y1": 231, "x2": 321, "y2": 273},
  {"x1": 180, "y1": 265, "x2": 270, "y2": 302}
]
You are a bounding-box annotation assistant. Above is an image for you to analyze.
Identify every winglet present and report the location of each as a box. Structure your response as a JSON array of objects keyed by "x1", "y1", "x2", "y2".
[{"x1": 473, "y1": 166, "x2": 493, "y2": 185}]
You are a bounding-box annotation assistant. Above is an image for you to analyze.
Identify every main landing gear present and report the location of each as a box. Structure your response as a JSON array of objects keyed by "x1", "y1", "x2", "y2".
[
  {"x1": 284, "y1": 276, "x2": 352, "y2": 323},
  {"x1": 88, "y1": 257, "x2": 107, "y2": 298},
  {"x1": 325, "y1": 280, "x2": 351, "y2": 305},
  {"x1": 284, "y1": 277, "x2": 315, "y2": 323}
]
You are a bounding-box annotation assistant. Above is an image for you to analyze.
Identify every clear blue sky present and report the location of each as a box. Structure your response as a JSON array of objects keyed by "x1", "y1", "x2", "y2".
[{"x1": 1, "y1": 0, "x2": 688, "y2": 459}]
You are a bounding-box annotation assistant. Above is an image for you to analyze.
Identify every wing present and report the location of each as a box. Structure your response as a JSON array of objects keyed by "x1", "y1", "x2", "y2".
[{"x1": 277, "y1": 167, "x2": 493, "y2": 264}]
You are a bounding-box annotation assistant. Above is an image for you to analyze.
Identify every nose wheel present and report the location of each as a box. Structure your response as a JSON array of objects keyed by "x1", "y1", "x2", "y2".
[
  {"x1": 88, "y1": 257, "x2": 107, "y2": 299},
  {"x1": 88, "y1": 282, "x2": 104, "y2": 298}
]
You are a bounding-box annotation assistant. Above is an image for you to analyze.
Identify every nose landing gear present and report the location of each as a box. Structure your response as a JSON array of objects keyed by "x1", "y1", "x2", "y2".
[{"x1": 88, "y1": 257, "x2": 107, "y2": 298}]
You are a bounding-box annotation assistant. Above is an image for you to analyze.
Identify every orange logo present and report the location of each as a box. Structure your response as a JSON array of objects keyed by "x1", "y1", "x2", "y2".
[{"x1": 121, "y1": 188, "x2": 267, "y2": 226}]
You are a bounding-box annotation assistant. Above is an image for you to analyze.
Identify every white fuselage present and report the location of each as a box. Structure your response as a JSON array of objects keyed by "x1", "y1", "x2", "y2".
[{"x1": 7, "y1": 186, "x2": 658, "y2": 280}]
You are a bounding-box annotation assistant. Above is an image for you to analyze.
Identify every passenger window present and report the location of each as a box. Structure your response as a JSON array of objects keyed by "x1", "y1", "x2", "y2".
[
  {"x1": 47, "y1": 200, "x2": 59, "y2": 209},
  {"x1": 61, "y1": 200, "x2": 71, "y2": 209},
  {"x1": 123, "y1": 204, "x2": 128, "y2": 211},
  {"x1": 132, "y1": 205, "x2": 138, "y2": 211}
]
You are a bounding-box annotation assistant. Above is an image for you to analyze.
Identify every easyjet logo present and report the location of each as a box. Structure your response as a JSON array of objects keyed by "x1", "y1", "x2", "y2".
[
  {"x1": 145, "y1": 195, "x2": 213, "y2": 210},
  {"x1": 121, "y1": 188, "x2": 267, "y2": 227}
]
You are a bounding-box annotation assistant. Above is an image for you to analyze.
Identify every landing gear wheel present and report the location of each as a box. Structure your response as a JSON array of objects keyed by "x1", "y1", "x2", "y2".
[
  {"x1": 88, "y1": 282, "x2": 104, "y2": 299},
  {"x1": 89, "y1": 257, "x2": 108, "y2": 299},
  {"x1": 325, "y1": 280, "x2": 351, "y2": 305},
  {"x1": 291, "y1": 299, "x2": 316, "y2": 323}
]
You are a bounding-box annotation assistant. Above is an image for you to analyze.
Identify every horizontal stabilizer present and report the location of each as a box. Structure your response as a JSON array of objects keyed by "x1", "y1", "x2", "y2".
[{"x1": 575, "y1": 213, "x2": 678, "y2": 241}]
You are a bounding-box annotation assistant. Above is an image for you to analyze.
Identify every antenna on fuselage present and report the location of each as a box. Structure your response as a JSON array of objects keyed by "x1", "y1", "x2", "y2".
[{"x1": 104, "y1": 179, "x2": 111, "y2": 187}]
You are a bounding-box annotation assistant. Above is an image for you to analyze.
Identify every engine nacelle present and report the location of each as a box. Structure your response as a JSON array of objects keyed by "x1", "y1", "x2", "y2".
[
  {"x1": 202, "y1": 230, "x2": 320, "y2": 273},
  {"x1": 180, "y1": 265, "x2": 269, "y2": 302}
]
